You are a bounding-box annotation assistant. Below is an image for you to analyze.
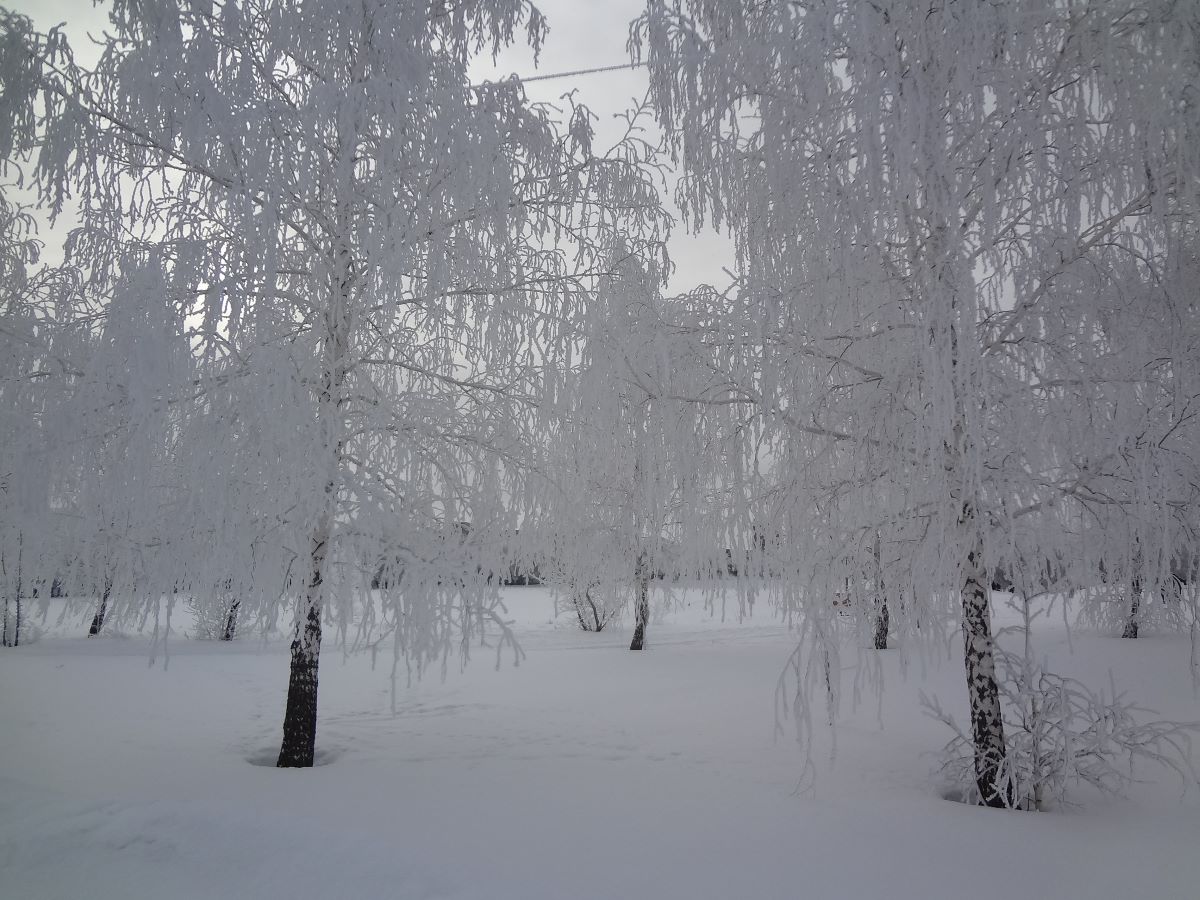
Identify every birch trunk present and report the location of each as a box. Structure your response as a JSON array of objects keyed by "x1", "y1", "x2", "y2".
[
  {"x1": 960, "y1": 508, "x2": 1010, "y2": 807},
  {"x1": 1122, "y1": 546, "x2": 1143, "y2": 639},
  {"x1": 872, "y1": 531, "x2": 889, "y2": 650},
  {"x1": 1, "y1": 540, "x2": 17, "y2": 647},
  {"x1": 220, "y1": 598, "x2": 240, "y2": 642},
  {"x1": 275, "y1": 143, "x2": 354, "y2": 765},
  {"x1": 1122, "y1": 578, "x2": 1142, "y2": 639},
  {"x1": 88, "y1": 576, "x2": 112, "y2": 637},
  {"x1": 277, "y1": 516, "x2": 330, "y2": 767},
  {"x1": 629, "y1": 554, "x2": 650, "y2": 650},
  {"x1": 12, "y1": 538, "x2": 20, "y2": 646},
  {"x1": 275, "y1": 310, "x2": 348, "y2": 765}
]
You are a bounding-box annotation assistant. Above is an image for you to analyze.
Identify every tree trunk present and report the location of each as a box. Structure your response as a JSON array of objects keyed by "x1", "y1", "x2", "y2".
[
  {"x1": 961, "y1": 528, "x2": 1011, "y2": 807},
  {"x1": 275, "y1": 154, "x2": 351, "y2": 765},
  {"x1": 629, "y1": 555, "x2": 649, "y2": 650},
  {"x1": 13, "y1": 539, "x2": 21, "y2": 646},
  {"x1": 4, "y1": 539, "x2": 23, "y2": 647},
  {"x1": 274, "y1": 64, "x2": 358, "y2": 766},
  {"x1": 872, "y1": 531, "x2": 889, "y2": 650},
  {"x1": 88, "y1": 577, "x2": 112, "y2": 636},
  {"x1": 1122, "y1": 544, "x2": 1143, "y2": 639},
  {"x1": 275, "y1": 283, "x2": 341, "y2": 766},
  {"x1": 1122, "y1": 578, "x2": 1142, "y2": 639},
  {"x1": 220, "y1": 598, "x2": 241, "y2": 641},
  {"x1": 873, "y1": 599, "x2": 890, "y2": 651},
  {"x1": 277, "y1": 526, "x2": 328, "y2": 767}
]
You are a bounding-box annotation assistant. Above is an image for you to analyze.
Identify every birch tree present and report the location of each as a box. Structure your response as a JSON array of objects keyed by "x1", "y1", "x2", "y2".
[
  {"x1": 536, "y1": 251, "x2": 726, "y2": 648},
  {"x1": 0, "y1": 192, "x2": 41, "y2": 648},
  {"x1": 1, "y1": 0, "x2": 666, "y2": 766},
  {"x1": 0, "y1": 179, "x2": 89, "y2": 646},
  {"x1": 635, "y1": 0, "x2": 1200, "y2": 805}
]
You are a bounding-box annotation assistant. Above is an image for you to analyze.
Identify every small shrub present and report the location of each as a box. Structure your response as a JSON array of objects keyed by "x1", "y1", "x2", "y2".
[{"x1": 562, "y1": 581, "x2": 623, "y2": 632}]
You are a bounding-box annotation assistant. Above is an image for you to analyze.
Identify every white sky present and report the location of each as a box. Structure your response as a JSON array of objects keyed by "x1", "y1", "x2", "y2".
[
  {"x1": 469, "y1": 1, "x2": 734, "y2": 291},
  {"x1": 11, "y1": 0, "x2": 735, "y2": 293}
]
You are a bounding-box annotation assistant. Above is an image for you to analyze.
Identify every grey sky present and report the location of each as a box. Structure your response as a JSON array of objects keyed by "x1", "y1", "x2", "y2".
[
  {"x1": 472, "y1": 1, "x2": 735, "y2": 292},
  {"x1": 10, "y1": 0, "x2": 735, "y2": 292}
]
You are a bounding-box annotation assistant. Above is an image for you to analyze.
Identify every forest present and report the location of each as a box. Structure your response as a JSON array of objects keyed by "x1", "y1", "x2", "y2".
[{"x1": 1, "y1": 1, "x2": 1198, "y2": 897}]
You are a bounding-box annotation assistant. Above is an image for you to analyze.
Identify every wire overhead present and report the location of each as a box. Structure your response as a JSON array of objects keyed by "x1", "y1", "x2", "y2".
[{"x1": 474, "y1": 60, "x2": 644, "y2": 87}]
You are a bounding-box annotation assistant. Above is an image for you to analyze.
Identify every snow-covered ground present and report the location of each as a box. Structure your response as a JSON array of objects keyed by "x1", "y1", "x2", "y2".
[{"x1": 2, "y1": 588, "x2": 1198, "y2": 900}]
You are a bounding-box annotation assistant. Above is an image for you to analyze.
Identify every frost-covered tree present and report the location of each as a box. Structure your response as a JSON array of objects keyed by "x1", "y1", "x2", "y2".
[
  {"x1": 0, "y1": 180, "x2": 88, "y2": 647},
  {"x1": 588, "y1": 266, "x2": 674, "y2": 651},
  {"x1": 635, "y1": 0, "x2": 1200, "y2": 805},
  {"x1": 1052, "y1": 238, "x2": 1200, "y2": 639},
  {"x1": 2, "y1": 0, "x2": 666, "y2": 766},
  {"x1": 534, "y1": 250, "x2": 728, "y2": 647},
  {"x1": 926, "y1": 586, "x2": 1198, "y2": 810},
  {"x1": 0, "y1": 194, "x2": 40, "y2": 648},
  {"x1": 63, "y1": 257, "x2": 192, "y2": 637}
]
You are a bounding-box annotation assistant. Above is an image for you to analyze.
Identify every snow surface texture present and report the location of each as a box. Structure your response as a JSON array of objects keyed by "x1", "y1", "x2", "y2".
[{"x1": 2, "y1": 589, "x2": 1198, "y2": 900}]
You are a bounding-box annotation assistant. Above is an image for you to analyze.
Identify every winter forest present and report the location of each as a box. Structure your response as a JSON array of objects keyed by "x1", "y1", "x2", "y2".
[{"x1": 1, "y1": 0, "x2": 1199, "y2": 897}]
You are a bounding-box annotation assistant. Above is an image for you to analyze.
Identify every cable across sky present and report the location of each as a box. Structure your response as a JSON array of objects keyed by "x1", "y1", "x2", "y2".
[{"x1": 474, "y1": 60, "x2": 644, "y2": 87}]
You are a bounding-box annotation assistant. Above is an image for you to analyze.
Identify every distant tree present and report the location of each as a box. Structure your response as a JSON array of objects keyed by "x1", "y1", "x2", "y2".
[
  {"x1": 0, "y1": 532, "x2": 21, "y2": 646},
  {"x1": 0, "y1": 174, "x2": 87, "y2": 647},
  {"x1": 0, "y1": 194, "x2": 37, "y2": 649},
  {"x1": 63, "y1": 258, "x2": 191, "y2": 637},
  {"x1": 535, "y1": 249, "x2": 730, "y2": 648}
]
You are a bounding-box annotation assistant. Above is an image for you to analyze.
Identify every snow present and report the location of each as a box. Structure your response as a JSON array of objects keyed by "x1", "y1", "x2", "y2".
[{"x1": 2, "y1": 589, "x2": 1198, "y2": 900}]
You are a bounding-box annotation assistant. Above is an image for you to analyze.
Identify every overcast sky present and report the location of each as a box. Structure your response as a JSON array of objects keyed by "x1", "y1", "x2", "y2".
[
  {"x1": 471, "y1": 1, "x2": 735, "y2": 292},
  {"x1": 11, "y1": 0, "x2": 734, "y2": 292}
]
